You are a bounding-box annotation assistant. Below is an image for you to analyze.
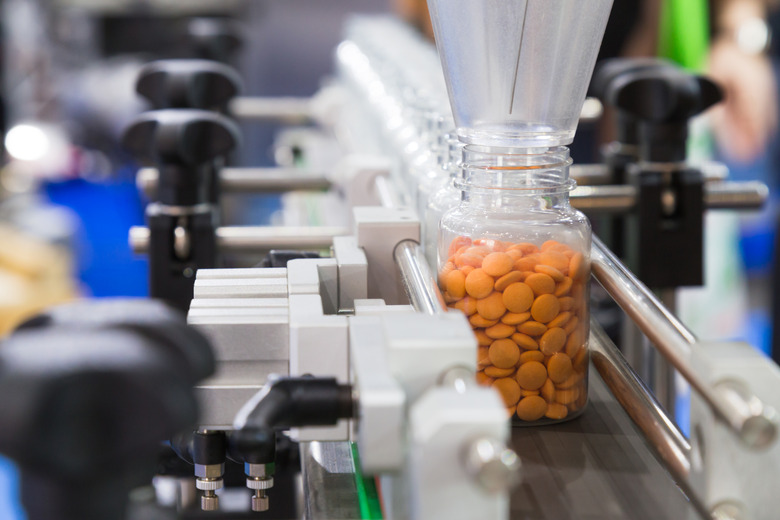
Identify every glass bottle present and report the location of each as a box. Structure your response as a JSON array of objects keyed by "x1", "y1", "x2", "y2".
[{"x1": 438, "y1": 145, "x2": 591, "y2": 424}]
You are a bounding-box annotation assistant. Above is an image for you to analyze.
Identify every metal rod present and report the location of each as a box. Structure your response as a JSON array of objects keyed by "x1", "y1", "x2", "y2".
[
  {"x1": 129, "y1": 225, "x2": 348, "y2": 254},
  {"x1": 393, "y1": 240, "x2": 447, "y2": 315},
  {"x1": 228, "y1": 96, "x2": 312, "y2": 124},
  {"x1": 137, "y1": 167, "x2": 331, "y2": 199},
  {"x1": 589, "y1": 320, "x2": 715, "y2": 520},
  {"x1": 591, "y1": 235, "x2": 778, "y2": 448},
  {"x1": 571, "y1": 181, "x2": 768, "y2": 214}
]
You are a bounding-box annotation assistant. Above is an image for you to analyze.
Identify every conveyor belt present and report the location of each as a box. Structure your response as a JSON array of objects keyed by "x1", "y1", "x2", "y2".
[
  {"x1": 510, "y1": 371, "x2": 701, "y2": 520},
  {"x1": 301, "y1": 366, "x2": 702, "y2": 520}
]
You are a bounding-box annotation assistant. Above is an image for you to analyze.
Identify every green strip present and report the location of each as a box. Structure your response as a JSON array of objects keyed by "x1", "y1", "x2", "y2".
[
  {"x1": 351, "y1": 443, "x2": 384, "y2": 519},
  {"x1": 658, "y1": 0, "x2": 710, "y2": 71}
]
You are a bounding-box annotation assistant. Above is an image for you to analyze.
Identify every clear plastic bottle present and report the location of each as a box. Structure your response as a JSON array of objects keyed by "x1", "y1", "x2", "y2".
[
  {"x1": 438, "y1": 146, "x2": 591, "y2": 424},
  {"x1": 424, "y1": 136, "x2": 463, "y2": 268}
]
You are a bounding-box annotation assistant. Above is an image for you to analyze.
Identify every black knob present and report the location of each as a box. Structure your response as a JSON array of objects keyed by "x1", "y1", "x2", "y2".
[
  {"x1": 0, "y1": 300, "x2": 215, "y2": 520},
  {"x1": 610, "y1": 67, "x2": 722, "y2": 162},
  {"x1": 122, "y1": 109, "x2": 240, "y2": 206},
  {"x1": 591, "y1": 58, "x2": 674, "y2": 146},
  {"x1": 136, "y1": 59, "x2": 242, "y2": 112}
]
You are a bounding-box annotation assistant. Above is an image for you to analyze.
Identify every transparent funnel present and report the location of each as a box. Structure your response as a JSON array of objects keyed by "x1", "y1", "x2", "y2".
[{"x1": 427, "y1": 0, "x2": 613, "y2": 148}]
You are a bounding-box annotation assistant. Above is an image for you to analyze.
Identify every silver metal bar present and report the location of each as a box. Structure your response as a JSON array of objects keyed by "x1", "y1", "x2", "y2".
[
  {"x1": 570, "y1": 163, "x2": 611, "y2": 185},
  {"x1": 589, "y1": 320, "x2": 691, "y2": 477},
  {"x1": 654, "y1": 289, "x2": 678, "y2": 418},
  {"x1": 374, "y1": 175, "x2": 400, "y2": 208},
  {"x1": 589, "y1": 320, "x2": 715, "y2": 520},
  {"x1": 300, "y1": 441, "x2": 361, "y2": 520},
  {"x1": 571, "y1": 181, "x2": 768, "y2": 214},
  {"x1": 129, "y1": 225, "x2": 348, "y2": 254},
  {"x1": 229, "y1": 96, "x2": 312, "y2": 124},
  {"x1": 137, "y1": 167, "x2": 331, "y2": 199},
  {"x1": 393, "y1": 239, "x2": 447, "y2": 315},
  {"x1": 591, "y1": 235, "x2": 778, "y2": 448}
]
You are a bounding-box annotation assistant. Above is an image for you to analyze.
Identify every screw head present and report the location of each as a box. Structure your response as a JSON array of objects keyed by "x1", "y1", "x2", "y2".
[
  {"x1": 201, "y1": 494, "x2": 219, "y2": 511},
  {"x1": 251, "y1": 494, "x2": 269, "y2": 512}
]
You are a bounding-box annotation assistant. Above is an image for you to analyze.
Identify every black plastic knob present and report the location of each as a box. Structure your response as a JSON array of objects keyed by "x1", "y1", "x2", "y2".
[
  {"x1": 122, "y1": 109, "x2": 240, "y2": 206},
  {"x1": 136, "y1": 59, "x2": 242, "y2": 112},
  {"x1": 591, "y1": 58, "x2": 674, "y2": 146},
  {"x1": 610, "y1": 67, "x2": 722, "y2": 162},
  {"x1": 0, "y1": 299, "x2": 216, "y2": 520}
]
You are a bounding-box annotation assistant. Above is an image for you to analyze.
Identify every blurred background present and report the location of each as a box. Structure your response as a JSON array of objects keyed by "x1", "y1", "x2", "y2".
[{"x1": 0, "y1": 0, "x2": 778, "y2": 517}]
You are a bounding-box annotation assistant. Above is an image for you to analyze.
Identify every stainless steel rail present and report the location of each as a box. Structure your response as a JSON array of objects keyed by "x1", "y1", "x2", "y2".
[
  {"x1": 393, "y1": 239, "x2": 447, "y2": 315},
  {"x1": 571, "y1": 181, "x2": 768, "y2": 213},
  {"x1": 589, "y1": 319, "x2": 714, "y2": 520},
  {"x1": 591, "y1": 235, "x2": 778, "y2": 448},
  {"x1": 228, "y1": 96, "x2": 312, "y2": 124},
  {"x1": 129, "y1": 225, "x2": 349, "y2": 254},
  {"x1": 137, "y1": 167, "x2": 331, "y2": 198}
]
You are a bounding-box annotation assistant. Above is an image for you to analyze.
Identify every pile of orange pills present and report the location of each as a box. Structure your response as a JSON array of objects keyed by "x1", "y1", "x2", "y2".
[{"x1": 440, "y1": 236, "x2": 589, "y2": 422}]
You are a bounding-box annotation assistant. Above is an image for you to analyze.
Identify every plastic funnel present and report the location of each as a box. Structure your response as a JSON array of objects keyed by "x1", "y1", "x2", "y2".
[{"x1": 427, "y1": 0, "x2": 613, "y2": 148}]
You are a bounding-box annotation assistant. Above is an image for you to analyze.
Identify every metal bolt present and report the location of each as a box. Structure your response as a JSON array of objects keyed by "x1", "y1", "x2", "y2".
[
  {"x1": 251, "y1": 491, "x2": 269, "y2": 512},
  {"x1": 201, "y1": 490, "x2": 219, "y2": 511},
  {"x1": 463, "y1": 438, "x2": 521, "y2": 493},
  {"x1": 438, "y1": 366, "x2": 475, "y2": 394}
]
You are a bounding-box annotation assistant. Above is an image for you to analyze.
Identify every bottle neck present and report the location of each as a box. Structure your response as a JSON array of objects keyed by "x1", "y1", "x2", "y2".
[{"x1": 457, "y1": 145, "x2": 574, "y2": 209}]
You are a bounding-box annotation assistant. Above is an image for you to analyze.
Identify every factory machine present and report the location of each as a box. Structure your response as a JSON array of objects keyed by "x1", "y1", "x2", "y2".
[{"x1": 1, "y1": 2, "x2": 780, "y2": 520}]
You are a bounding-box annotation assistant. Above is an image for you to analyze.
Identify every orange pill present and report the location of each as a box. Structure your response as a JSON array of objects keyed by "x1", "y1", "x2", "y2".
[
  {"x1": 516, "y1": 395, "x2": 548, "y2": 421},
  {"x1": 518, "y1": 242, "x2": 542, "y2": 254},
  {"x1": 569, "y1": 252, "x2": 587, "y2": 281},
  {"x1": 476, "y1": 371, "x2": 494, "y2": 386},
  {"x1": 453, "y1": 296, "x2": 478, "y2": 316},
  {"x1": 556, "y1": 371, "x2": 582, "y2": 390},
  {"x1": 540, "y1": 327, "x2": 567, "y2": 355},
  {"x1": 556, "y1": 388, "x2": 580, "y2": 406},
  {"x1": 446, "y1": 270, "x2": 466, "y2": 299},
  {"x1": 563, "y1": 316, "x2": 579, "y2": 335},
  {"x1": 558, "y1": 296, "x2": 574, "y2": 311},
  {"x1": 547, "y1": 353, "x2": 573, "y2": 384},
  {"x1": 573, "y1": 348, "x2": 588, "y2": 372},
  {"x1": 547, "y1": 311, "x2": 572, "y2": 329},
  {"x1": 502, "y1": 282, "x2": 534, "y2": 313},
  {"x1": 540, "y1": 240, "x2": 560, "y2": 252},
  {"x1": 535, "y1": 264, "x2": 565, "y2": 282},
  {"x1": 515, "y1": 361, "x2": 547, "y2": 390},
  {"x1": 460, "y1": 265, "x2": 476, "y2": 277},
  {"x1": 485, "y1": 323, "x2": 515, "y2": 339},
  {"x1": 482, "y1": 252, "x2": 514, "y2": 277},
  {"x1": 506, "y1": 249, "x2": 522, "y2": 261},
  {"x1": 443, "y1": 292, "x2": 460, "y2": 304},
  {"x1": 519, "y1": 350, "x2": 545, "y2": 364},
  {"x1": 456, "y1": 254, "x2": 483, "y2": 268},
  {"x1": 545, "y1": 403, "x2": 568, "y2": 420},
  {"x1": 524, "y1": 273, "x2": 556, "y2": 296},
  {"x1": 515, "y1": 255, "x2": 539, "y2": 272},
  {"x1": 474, "y1": 329, "x2": 493, "y2": 346},
  {"x1": 565, "y1": 329, "x2": 584, "y2": 357},
  {"x1": 540, "y1": 251, "x2": 570, "y2": 272},
  {"x1": 448, "y1": 236, "x2": 472, "y2": 257},
  {"x1": 465, "y1": 269, "x2": 494, "y2": 299},
  {"x1": 485, "y1": 366, "x2": 515, "y2": 378},
  {"x1": 501, "y1": 311, "x2": 531, "y2": 325},
  {"x1": 492, "y1": 377, "x2": 521, "y2": 407},
  {"x1": 489, "y1": 338, "x2": 520, "y2": 368},
  {"x1": 477, "y1": 346, "x2": 490, "y2": 368},
  {"x1": 494, "y1": 271, "x2": 525, "y2": 291},
  {"x1": 541, "y1": 378, "x2": 556, "y2": 402},
  {"x1": 531, "y1": 294, "x2": 561, "y2": 323},
  {"x1": 521, "y1": 389, "x2": 540, "y2": 397},
  {"x1": 554, "y1": 277, "x2": 573, "y2": 297},
  {"x1": 476, "y1": 292, "x2": 507, "y2": 320},
  {"x1": 511, "y1": 332, "x2": 538, "y2": 350},
  {"x1": 439, "y1": 261, "x2": 456, "y2": 286},
  {"x1": 517, "y1": 321, "x2": 547, "y2": 336},
  {"x1": 465, "y1": 246, "x2": 492, "y2": 257},
  {"x1": 470, "y1": 314, "x2": 498, "y2": 328}
]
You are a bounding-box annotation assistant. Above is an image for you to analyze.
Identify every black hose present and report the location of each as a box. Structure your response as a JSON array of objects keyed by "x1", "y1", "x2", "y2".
[{"x1": 231, "y1": 376, "x2": 354, "y2": 465}]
